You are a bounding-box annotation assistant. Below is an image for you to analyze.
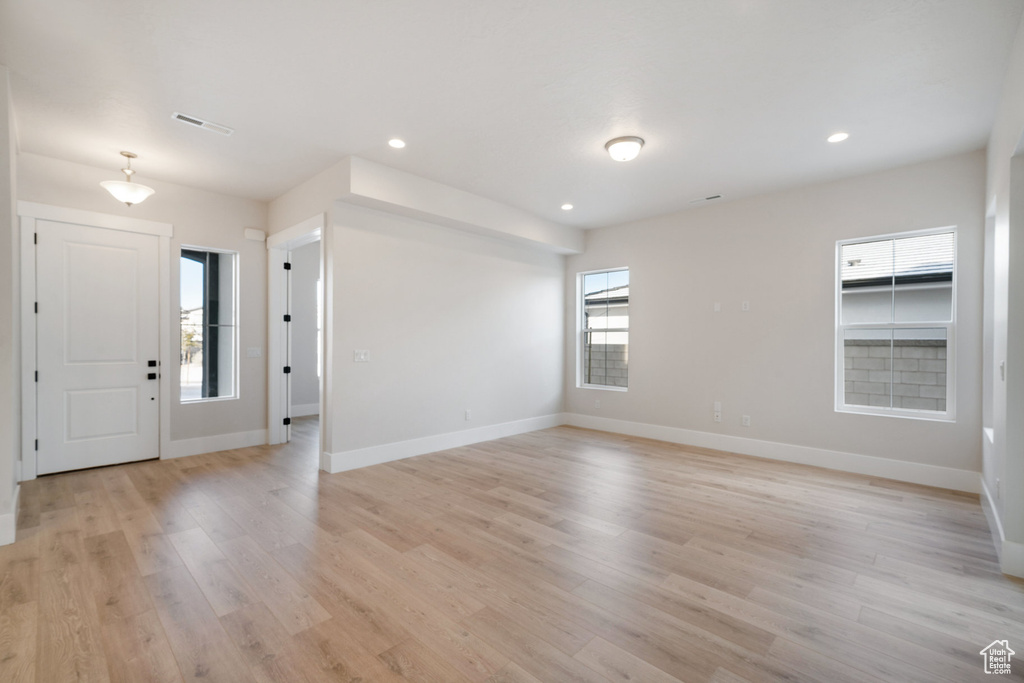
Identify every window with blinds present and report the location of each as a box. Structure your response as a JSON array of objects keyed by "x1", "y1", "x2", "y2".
[{"x1": 836, "y1": 229, "x2": 955, "y2": 419}]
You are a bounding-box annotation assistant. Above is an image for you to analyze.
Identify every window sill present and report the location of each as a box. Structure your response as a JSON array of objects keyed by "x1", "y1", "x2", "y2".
[
  {"x1": 180, "y1": 395, "x2": 239, "y2": 405},
  {"x1": 835, "y1": 405, "x2": 954, "y2": 423},
  {"x1": 579, "y1": 384, "x2": 628, "y2": 392}
]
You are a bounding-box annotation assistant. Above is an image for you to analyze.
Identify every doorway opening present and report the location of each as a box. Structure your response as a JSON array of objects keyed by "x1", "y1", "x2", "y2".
[{"x1": 267, "y1": 215, "x2": 326, "y2": 470}]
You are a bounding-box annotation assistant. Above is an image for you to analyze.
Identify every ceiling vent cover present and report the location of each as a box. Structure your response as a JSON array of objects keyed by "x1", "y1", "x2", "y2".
[
  {"x1": 689, "y1": 194, "x2": 722, "y2": 204},
  {"x1": 172, "y1": 112, "x2": 234, "y2": 136}
]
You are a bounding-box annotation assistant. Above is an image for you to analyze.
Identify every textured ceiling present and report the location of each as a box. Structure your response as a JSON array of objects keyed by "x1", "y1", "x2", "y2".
[{"x1": 1, "y1": 0, "x2": 1021, "y2": 228}]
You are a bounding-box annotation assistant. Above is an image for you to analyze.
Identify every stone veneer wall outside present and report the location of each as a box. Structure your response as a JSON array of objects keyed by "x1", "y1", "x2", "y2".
[
  {"x1": 844, "y1": 339, "x2": 947, "y2": 411},
  {"x1": 583, "y1": 343, "x2": 628, "y2": 388}
]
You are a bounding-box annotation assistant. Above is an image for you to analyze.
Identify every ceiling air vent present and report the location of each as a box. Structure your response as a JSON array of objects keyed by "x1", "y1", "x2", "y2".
[
  {"x1": 689, "y1": 194, "x2": 722, "y2": 204},
  {"x1": 172, "y1": 112, "x2": 234, "y2": 136}
]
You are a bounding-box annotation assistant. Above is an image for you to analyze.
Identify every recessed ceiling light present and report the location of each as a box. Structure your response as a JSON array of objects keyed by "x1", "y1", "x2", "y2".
[
  {"x1": 388, "y1": 138, "x2": 406, "y2": 149},
  {"x1": 605, "y1": 136, "x2": 644, "y2": 162},
  {"x1": 827, "y1": 132, "x2": 849, "y2": 143},
  {"x1": 561, "y1": 203, "x2": 573, "y2": 211}
]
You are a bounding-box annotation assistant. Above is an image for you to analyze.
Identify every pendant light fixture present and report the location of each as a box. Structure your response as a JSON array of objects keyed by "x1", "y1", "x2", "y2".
[
  {"x1": 605, "y1": 136, "x2": 644, "y2": 162},
  {"x1": 100, "y1": 151, "x2": 155, "y2": 206}
]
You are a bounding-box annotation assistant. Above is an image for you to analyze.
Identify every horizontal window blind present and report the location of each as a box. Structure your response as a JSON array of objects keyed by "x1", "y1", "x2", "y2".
[{"x1": 841, "y1": 232, "x2": 953, "y2": 285}]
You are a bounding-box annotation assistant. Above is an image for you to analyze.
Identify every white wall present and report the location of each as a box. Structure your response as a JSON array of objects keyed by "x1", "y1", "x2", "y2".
[
  {"x1": 289, "y1": 239, "x2": 320, "y2": 412},
  {"x1": 0, "y1": 66, "x2": 19, "y2": 543},
  {"x1": 566, "y1": 151, "x2": 984, "y2": 477},
  {"x1": 985, "y1": 12, "x2": 1024, "y2": 574},
  {"x1": 327, "y1": 202, "x2": 565, "y2": 461},
  {"x1": 17, "y1": 153, "x2": 269, "y2": 444}
]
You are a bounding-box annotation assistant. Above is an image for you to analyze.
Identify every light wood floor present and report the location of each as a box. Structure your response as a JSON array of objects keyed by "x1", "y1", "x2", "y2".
[{"x1": 1, "y1": 418, "x2": 1022, "y2": 682}]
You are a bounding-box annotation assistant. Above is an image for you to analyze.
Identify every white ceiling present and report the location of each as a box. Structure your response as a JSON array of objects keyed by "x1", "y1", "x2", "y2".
[{"x1": 1, "y1": 0, "x2": 1021, "y2": 228}]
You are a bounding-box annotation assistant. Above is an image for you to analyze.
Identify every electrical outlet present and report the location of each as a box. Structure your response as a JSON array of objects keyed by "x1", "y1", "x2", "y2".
[
  {"x1": 246, "y1": 347, "x2": 262, "y2": 358},
  {"x1": 353, "y1": 350, "x2": 369, "y2": 362},
  {"x1": 714, "y1": 411, "x2": 722, "y2": 423},
  {"x1": 742, "y1": 415, "x2": 751, "y2": 427},
  {"x1": 742, "y1": 301, "x2": 750, "y2": 311},
  {"x1": 465, "y1": 409, "x2": 472, "y2": 421}
]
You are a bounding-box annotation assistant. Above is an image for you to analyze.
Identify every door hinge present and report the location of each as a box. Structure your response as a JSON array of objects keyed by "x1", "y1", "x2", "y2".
[
  {"x1": 283, "y1": 314, "x2": 291, "y2": 322},
  {"x1": 34, "y1": 371, "x2": 38, "y2": 382},
  {"x1": 34, "y1": 439, "x2": 38, "y2": 451},
  {"x1": 283, "y1": 417, "x2": 291, "y2": 425},
  {"x1": 283, "y1": 262, "x2": 292, "y2": 270},
  {"x1": 34, "y1": 302, "x2": 38, "y2": 314},
  {"x1": 283, "y1": 366, "x2": 291, "y2": 374},
  {"x1": 33, "y1": 233, "x2": 37, "y2": 245}
]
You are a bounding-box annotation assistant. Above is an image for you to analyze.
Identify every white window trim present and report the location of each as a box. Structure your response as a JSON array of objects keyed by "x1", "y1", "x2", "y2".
[
  {"x1": 834, "y1": 226, "x2": 956, "y2": 421},
  {"x1": 179, "y1": 245, "x2": 241, "y2": 404},
  {"x1": 577, "y1": 266, "x2": 629, "y2": 391}
]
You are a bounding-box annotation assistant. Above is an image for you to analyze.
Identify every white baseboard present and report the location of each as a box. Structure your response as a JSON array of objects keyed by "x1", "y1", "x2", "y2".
[
  {"x1": 981, "y1": 476, "x2": 1005, "y2": 558},
  {"x1": 323, "y1": 413, "x2": 566, "y2": 474},
  {"x1": 290, "y1": 403, "x2": 320, "y2": 418},
  {"x1": 565, "y1": 413, "x2": 981, "y2": 494},
  {"x1": 166, "y1": 429, "x2": 268, "y2": 460},
  {"x1": 1001, "y1": 540, "x2": 1024, "y2": 578},
  {"x1": 980, "y1": 475, "x2": 1024, "y2": 578},
  {"x1": 0, "y1": 484, "x2": 20, "y2": 546}
]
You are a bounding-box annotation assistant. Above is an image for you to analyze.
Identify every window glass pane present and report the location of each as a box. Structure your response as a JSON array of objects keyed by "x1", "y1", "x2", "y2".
[
  {"x1": 581, "y1": 269, "x2": 628, "y2": 388},
  {"x1": 840, "y1": 240, "x2": 892, "y2": 324},
  {"x1": 844, "y1": 329, "x2": 892, "y2": 408},
  {"x1": 181, "y1": 249, "x2": 237, "y2": 401},
  {"x1": 892, "y1": 328, "x2": 947, "y2": 412},
  {"x1": 893, "y1": 233, "x2": 953, "y2": 323},
  {"x1": 180, "y1": 320, "x2": 203, "y2": 400}
]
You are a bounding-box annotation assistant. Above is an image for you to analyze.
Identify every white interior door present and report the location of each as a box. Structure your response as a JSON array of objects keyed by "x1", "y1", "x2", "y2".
[{"x1": 36, "y1": 219, "x2": 160, "y2": 475}]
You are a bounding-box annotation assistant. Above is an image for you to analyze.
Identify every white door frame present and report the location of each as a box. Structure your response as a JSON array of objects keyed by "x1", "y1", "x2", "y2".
[
  {"x1": 18, "y1": 201, "x2": 173, "y2": 481},
  {"x1": 267, "y1": 214, "x2": 323, "y2": 447}
]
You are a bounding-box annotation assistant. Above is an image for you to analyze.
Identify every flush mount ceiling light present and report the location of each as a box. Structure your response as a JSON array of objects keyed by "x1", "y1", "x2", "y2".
[
  {"x1": 388, "y1": 138, "x2": 406, "y2": 148},
  {"x1": 100, "y1": 151, "x2": 155, "y2": 207},
  {"x1": 605, "y1": 136, "x2": 644, "y2": 162},
  {"x1": 561, "y1": 203, "x2": 574, "y2": 211},
  {"x1": 827, "y1": 131, "x2": 850, "y2": 143}
]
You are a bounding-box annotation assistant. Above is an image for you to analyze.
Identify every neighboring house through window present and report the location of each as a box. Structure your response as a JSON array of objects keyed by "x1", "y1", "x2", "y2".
[
  {"x1": 836, "y1": 229, "x2": 955, "y2": 419},
  {"x1": 579, "y1": 268, "x2": 629, "y2": 389},
  {"x1": 180, "y1": 248, "x2": 238, "y2": 401}
]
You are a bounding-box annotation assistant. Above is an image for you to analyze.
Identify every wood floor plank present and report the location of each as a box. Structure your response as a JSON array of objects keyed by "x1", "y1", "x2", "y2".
[
  {"x1": 38, "y1": 565, "x2": 111, "y2": 683},
  {"x1": 271, "y1": 544, "x2": 412, "y2": 654},
  {"x1": 290, "y1": 617, "x2": 409, "y2": 682},
  {"x1": 463, "y1": 607, "x2": 612, "y2": 683},
  {"x1": 218, "y1": 535, "x2": 330, "y2": 635},
  {"x1": 85, "y1": 530, "x2": 155, "y2": 624},
  {"x1": 169, "y1": 528, "x2": 258, "y2": 617},
  {"x1": 75, "y1": 489, "x2": 122, "y2": 539},
  {"x1": 144, "y1": 565, "x2": 252, "y2": 683},
  {"x1": 0, "y1": 533, "x2": 39, "y2": 611},
  {"x1": 378, "y1": 636, "x2": 476, "y2": 683},
  {"x1": 99, "y1": 608, "x2": 183, "y2": 683},
  {"x1": 219, "y1": 602, "x2": 316, "y2": 683},
  {"x1": 117, "y1": 508, "x2": 184, "y2": 576},
  {"x1": 573, "y1": 636, "x2": 683, "y2": 683},
  {"x1": 0, "y1": 600, "x2": 36, "y2": 682},
  {"x1": 484, "y1": 661, "x2": 547, "y2": 683},
  {"x1": 5, "y1": 420, "x2": 1023, "y2": 682}
]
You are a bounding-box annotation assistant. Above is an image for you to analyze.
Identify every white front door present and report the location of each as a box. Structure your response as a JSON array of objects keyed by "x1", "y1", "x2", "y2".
[{"x1": 36, "y1": 219, "x2": 160, "y2": 475}]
